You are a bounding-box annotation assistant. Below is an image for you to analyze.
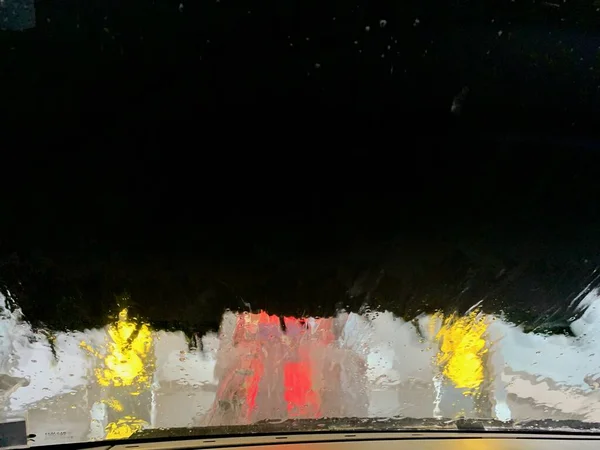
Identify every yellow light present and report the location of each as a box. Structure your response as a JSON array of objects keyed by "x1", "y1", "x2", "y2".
[
  {"x1": 105, "y1": 417, "x2": 149, "y2": 440},
  {"x1": 80, "y1": 307, "x2": 154, "y2": 440},
  {"x1": 81, "y1": 308, "x2": 153, "y2": 388},
  {"x1": 434, "y1": 310, "x2": 488, "y2": 394},
  {"x1": 102, "y1": 397, "x2": 124, "y2": 412}
]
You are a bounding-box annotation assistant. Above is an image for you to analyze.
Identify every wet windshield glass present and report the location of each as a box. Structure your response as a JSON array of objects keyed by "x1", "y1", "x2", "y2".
[
  {"x1": 3, "y1": 169, "x2": 600, "y2": 443},
  {"x1": 2, "y1": 0, "x2": 600, "y2": 443}
]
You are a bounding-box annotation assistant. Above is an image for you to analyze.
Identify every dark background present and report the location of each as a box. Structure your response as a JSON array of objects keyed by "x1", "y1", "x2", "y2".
[{"x1": 1, "y1": 0, "x2": 600, "y2": 335}]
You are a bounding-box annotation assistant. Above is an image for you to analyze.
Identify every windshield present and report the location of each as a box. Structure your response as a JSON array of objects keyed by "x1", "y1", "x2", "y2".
[
  {"x1": 2, "y1": 0, "x2": 600, "y2": 442},
  {"x1": 3, "y1": 174, "x2": 600, "y2": 445}
]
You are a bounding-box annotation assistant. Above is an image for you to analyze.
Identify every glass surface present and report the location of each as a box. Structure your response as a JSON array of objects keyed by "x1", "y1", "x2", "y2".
[
  {"x1": 2, "y1": 0, "x2": 600, "y2": 442},
  {"x1": 3, "y1": 287, "x2": 600, "y2": 445}
]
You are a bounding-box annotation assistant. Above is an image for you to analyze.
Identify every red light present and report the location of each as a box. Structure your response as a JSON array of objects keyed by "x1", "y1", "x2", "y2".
[
  {"x1": 284, "y1": 361, "x2": 320, "y2": 417},
  {"x1": 214, "y1": 311, "x2": 331, "y2": 423}
]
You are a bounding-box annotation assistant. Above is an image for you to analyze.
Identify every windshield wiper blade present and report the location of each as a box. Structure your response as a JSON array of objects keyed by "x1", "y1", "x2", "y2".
[
  {"x1": 132, "y1": 417, "x2": 600, "y2": 441},
  {"x1": 131, "y1": 417, "x2": 453, "y2": 440}
]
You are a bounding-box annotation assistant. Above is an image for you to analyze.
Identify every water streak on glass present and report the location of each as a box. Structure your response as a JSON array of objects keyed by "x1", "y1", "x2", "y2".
[{"x1": 2, "y1": 288, "x2": 600, "y2": 444}]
